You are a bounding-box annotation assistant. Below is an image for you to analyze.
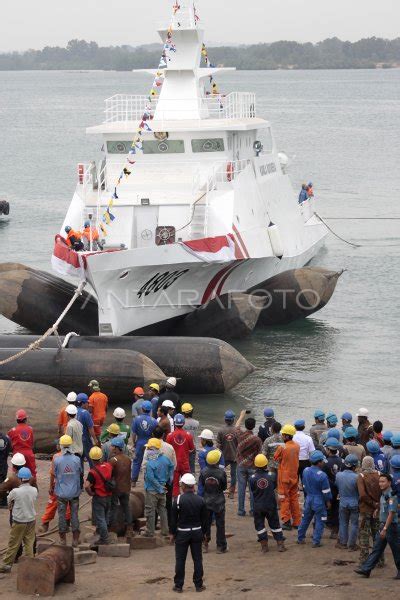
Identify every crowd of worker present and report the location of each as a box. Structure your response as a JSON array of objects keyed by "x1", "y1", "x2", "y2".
[{"x1": 1, "y1": 381, "x2": 400, "y2": 591}]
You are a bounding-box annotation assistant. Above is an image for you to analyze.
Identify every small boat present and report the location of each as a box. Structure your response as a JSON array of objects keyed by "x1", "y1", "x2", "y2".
[
  {"x1": 52, "y1": 0, "x2": 327, "y2": 336},
  {"x1": 0, "y1": 195, "x2": 10, "y2": 217}
]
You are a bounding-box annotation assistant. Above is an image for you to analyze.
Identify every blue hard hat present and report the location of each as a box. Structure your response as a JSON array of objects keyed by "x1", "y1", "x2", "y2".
[
  {"x1": 174, "y1": 413, "x2": 185, "y2": 426},
  {"x1": 391, "y1": 434, "x2": 400, "y2": 448},
  {"x1": 64, "y1": 226, "x2": 71, "y2": 233},
  {"x1": 324, "y1": 437, "x2": 341, "y2": 449},
  {"x1": 224, "y1": 410, "x2": 235, "y2": 420},
  {"x1": 342, "y1": 412, "x2": 352, "y2": 422},
  {"x1": 344, "y1": 454, "x2": 359, "y2": 467},
  {"x1": 294, "y1": 419, "x2": 305, "y2": 427},
  {"x1": 366, "y1": 440, "x2": 380, "y2": 455},
  {"x1": 310, "y1": 450, "x2": 325, "y2": 464},
  {"x1": 84, "y1": 220, "x2": 91, "y2": 227},
  {"x1": 314, "y1": 409, "x2": 325, "y2": 419},
  {"x1": 390, "y1": 455, "x2": 400, "y2": 470},
  {"x1": 141, "y1": 400, "x2": 152, "y2": 413},
  {"x1": 76, "y1": 393, "x2": 89, "y2": 404},
  {"x1": 327, "y1": 429, "x2": 340, "y2": 440},
  {"x1": 343, "y1": 426, "x2": 358, "y2": 439},
  {"x1": 326, "y1": 413, "x2": 338, "y2": 425},
  {"x1": 18, "y1": 467, "x2": 32, "y2": 480},
  {"x1": 383, "y1": 430, "x2": 393, "y2": 442},
  {"x1": 110, "y1": 437, "x2": 124, "y2": 449},
  {"x1": 264, "y1": 408, "x2": 274, "y2": 418}
]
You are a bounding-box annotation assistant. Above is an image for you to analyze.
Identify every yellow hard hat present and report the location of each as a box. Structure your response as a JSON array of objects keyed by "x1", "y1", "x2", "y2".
[
  {"x1": 181, "y1": 403, "x2": 193, "y2": 414},
  {"x1": 149, "y1": 383, "x2": 160, "y2": 393},
  {"x1": 281, "y1": 424, "x2": 296, "y2": 437},
  {"x1": 146, "y1": 438, "x2": 162, "y2": 450},
  {"x1": 89, "y1": 446, "x2": 103, "y2": 461},
  {"x1": 107, "y1": 423, "x2": 121, "y2": 435},
  {"x1": 254, "y1": 454, "x2": 268, "y2": 468},
  {"x1": 59, "y1": 435, "x2": 73, "y2": 447},
  {"x1": 206, "y1": 449, "x2": 222, "y2": 465}
]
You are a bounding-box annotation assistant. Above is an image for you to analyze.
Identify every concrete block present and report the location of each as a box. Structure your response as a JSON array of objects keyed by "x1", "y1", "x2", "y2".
[
  {"x1": 74, "y1": 551, "x2": 97, "y2": 565},
  {"x1": 77, "y1": 543, "x2": 91, "y2": 552},
  {"x1": 98, "y1": 543, "x2": 131, "y2": 558},
  {"x1": 130, "y1": 536, "x2": 158, "y2": 550}
]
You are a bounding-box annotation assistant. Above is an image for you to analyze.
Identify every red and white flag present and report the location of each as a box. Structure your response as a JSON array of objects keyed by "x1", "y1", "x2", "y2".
[
  {"x1": 51, "y1": 235, "x2": 86, "y2": 279},
  {"x1": 180, "y1": 234, "x2": 239, "y2": 262}
]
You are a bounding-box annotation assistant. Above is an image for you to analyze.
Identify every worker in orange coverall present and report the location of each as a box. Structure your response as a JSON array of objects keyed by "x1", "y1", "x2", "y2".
[{"x1": 274, "y1": 424, "x2": 301, "y2": 531}]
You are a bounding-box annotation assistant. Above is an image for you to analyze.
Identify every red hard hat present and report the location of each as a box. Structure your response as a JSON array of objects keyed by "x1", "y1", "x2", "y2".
[
  {"x1": 16, "y1": 409, "x2": 27, "y2": 421},
  {"x1": 133, "y1": 387, "x2": 144, "y2": 396}
]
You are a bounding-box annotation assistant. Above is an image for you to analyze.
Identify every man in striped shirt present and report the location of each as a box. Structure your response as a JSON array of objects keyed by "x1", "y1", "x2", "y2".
[{"x1": 235, "y1": 411, "x2": 262, "y2": 517}]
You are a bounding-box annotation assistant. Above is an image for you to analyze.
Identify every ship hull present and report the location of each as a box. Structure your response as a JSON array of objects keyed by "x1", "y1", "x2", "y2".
[{"x1": 85, "y1": 231, "x2": 326, "y2": 336}]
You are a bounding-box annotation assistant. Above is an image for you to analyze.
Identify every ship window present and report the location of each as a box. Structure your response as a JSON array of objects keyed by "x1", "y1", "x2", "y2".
[
  {"x1": 107, "y1": 141, "x2": 131, "y2": 154},
  {"x1": 106, "y1": 140, "x2": 185, "y2": 154},
  {"x1": 142, "y1": 140, "x2": 185, "y2": 154},
  {"x1": 191, "y1": 138, "x2": 225, "y2": 153}
]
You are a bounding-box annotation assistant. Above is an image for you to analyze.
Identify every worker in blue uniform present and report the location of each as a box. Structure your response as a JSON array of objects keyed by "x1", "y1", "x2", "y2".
[
  {"x1": 322, "y1": 437, "x2": 344, "y2": 539},
  {"x1": 249, "y1": 454, "x2": 286, "y2": 553},
  {"x1": 366, "y1": 440, "x2": 388, "y2": 473},
  {"x1": 131, "y1": 400, "x2": 157, "y2": 485},
  {"x1": 297, "y1": 450, "x2": 332, "y2": 547},
  {"x1": 390, "y1": 456, "x2": 400, "y2": 512}
]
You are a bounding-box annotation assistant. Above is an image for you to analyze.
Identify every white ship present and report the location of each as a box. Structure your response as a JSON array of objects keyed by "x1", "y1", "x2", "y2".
[{"x1": 53, "y1": 0, "x2": 327, "y2": 336}]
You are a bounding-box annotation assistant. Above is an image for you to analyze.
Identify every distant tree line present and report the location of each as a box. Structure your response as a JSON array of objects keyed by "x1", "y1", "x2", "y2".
[{"x1": 1, "y1": 37, "x2": 400, "y2": 70}]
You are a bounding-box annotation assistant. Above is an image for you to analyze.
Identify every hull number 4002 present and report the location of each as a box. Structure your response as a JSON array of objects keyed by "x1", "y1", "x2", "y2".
[{"x1": 137, "y1": 270, "x2": 189, "y2": 298}]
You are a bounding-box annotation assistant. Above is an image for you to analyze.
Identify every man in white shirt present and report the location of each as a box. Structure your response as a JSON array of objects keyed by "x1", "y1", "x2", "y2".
[
  {"x1": 65, "y1": 405, "x2": 83, "y2": 457},
  {"x1": 293, "y1": 419, "x2": 315, "y2": 481}
]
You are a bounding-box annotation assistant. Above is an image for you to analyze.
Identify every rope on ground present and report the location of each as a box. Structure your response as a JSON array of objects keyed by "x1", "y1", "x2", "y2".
[{"x1": 0, "y1": 280, "x2": 87, "y2": 366}]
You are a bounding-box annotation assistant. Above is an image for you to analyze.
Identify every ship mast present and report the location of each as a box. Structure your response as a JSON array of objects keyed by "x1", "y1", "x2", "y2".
[{"x1": 154, "y1": 0, "x2": 232, "y2": 120}]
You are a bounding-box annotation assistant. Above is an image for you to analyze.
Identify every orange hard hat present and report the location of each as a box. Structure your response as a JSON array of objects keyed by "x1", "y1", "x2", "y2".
[
  {"x1": 133, "y1": 387, "x2": 144, "y2": 396},
  {"x1": 16, "y1": 409, "x2": 27, "y2": 421}
]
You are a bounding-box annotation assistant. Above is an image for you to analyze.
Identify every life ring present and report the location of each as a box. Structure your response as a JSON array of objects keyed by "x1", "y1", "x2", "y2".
[{"x1": 226, "y1": 162, "x2": 234, "y2": 182}]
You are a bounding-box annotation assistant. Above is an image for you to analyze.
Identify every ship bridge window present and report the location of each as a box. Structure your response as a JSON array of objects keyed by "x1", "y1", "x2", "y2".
[
  {"x1": 107, "y1": 141, "x2": 131, "y2": 154},
  {"x1": 143, "y1": 140, "x2": 185, "y2": 154},
  {"x1": 106, "y1": 140, "x2": 185, "y2": 154},
  {"x1": 191, "y1": 138, "x2": 225, "y2": 153}
]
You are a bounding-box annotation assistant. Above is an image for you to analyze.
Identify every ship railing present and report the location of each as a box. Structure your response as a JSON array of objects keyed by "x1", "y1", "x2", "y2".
[{"x1": 103, "y1": 92, "x2": 257, "y2": 122}]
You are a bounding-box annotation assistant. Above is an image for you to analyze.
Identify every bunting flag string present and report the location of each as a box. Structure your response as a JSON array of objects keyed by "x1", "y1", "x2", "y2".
[
  {"x1": 99, "y1": 1, "x2": 222, "y2": 235},
  {"x1": 100, "y1": 1, "x2": 181, "y2": 233}
]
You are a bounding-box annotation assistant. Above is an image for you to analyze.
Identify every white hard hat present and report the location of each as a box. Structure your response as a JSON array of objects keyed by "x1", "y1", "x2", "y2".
[
  {"x1": 11, "y1": 453, "x2": 26, "y2": 466},
  {"x1": 198, "y1": 428, "x2": 214, "y2": 441},
  {"x1": 357, "y1": 407, "x2": 369, "y2": 417},
  {"x1": 67, "y1": 392, "x2": 77, "y2": 403},
  {"x1": 180, "y1": 473, "x2": 196, "y2": 486},
  {"x1": 162, "y1": 400, "x2": 175, "y2": 409},
  {"x1": 66, "y1": 404, "x2": 77, "y2": 416},
  {"x1": 166, "y1": 377, "x2": 177, "y2": 387},
  {"x1": 113, "y1": 407, "x2": 126, "y2": 419}
]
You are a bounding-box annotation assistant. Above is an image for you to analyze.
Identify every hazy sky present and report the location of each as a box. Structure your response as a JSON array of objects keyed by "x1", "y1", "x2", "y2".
[{"x1": 0, "y1": 0, "x2": 398, "y2": 52}]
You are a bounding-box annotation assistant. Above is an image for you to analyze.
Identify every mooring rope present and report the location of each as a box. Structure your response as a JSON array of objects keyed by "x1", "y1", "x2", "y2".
[
  {"x1": 314, "y1": 212, "x2": 362, "y2": 248},
  {"x1": 0, "y1": 280, "x2": 87, "y2": 366}
]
